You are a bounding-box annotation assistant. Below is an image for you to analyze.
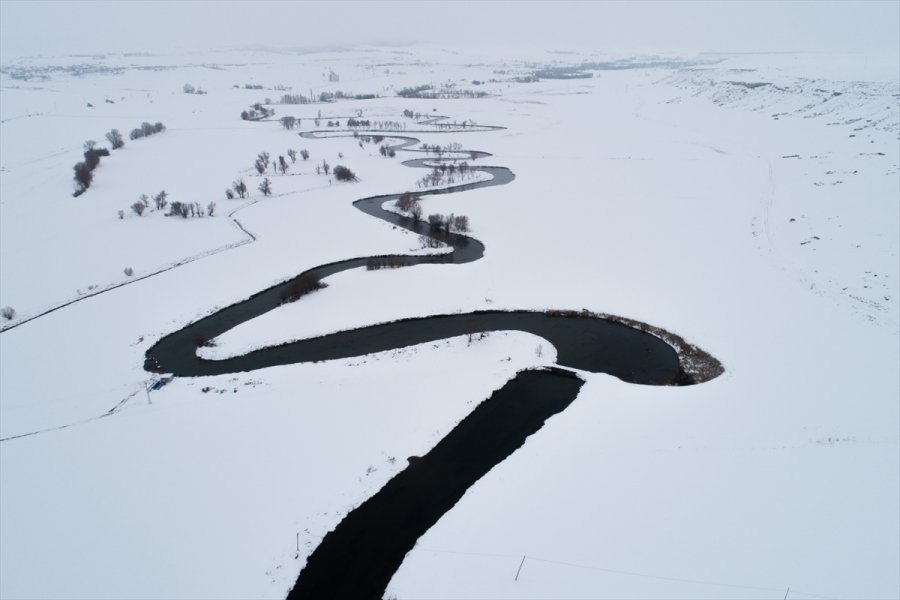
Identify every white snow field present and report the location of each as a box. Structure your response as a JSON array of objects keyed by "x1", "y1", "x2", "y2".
[{"x1": 1, "y1": 46, "x2": 898, "y2": 599}]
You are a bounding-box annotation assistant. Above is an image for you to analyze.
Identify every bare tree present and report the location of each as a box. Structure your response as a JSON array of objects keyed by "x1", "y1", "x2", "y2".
[
  {"x1": 321, "y1": 160, "x2": 330, "y2": 175},
  {"x1": 395, "y1": 192, "x2": 416, "y2": 211},
  {"x1": 257, "y1": 151, "x2": 270, "y2": 170},
  {"x1": 278, "y1": 155, "x2": 289, "y2": 174},
  {"x1": 207, "y1": 201, "x2": 216, "y2": 216},
  {"x1": 287, "y1": 148, "x2": 298, "y2": 163},
  {"x1": 259, "y1": 177, "x2": 272, "y2": 196},
  {"x1": 452, "y1": 214, "x2": 470, "y2": 232},
  {"x1": 225, "y1": 188, "x2": 235, "y2": 199},
  {"x1": 232, "y1": 179, "x2": 248, "y2": 198},
  {"x1": 83, "y1": 140, "x2": 97, "y2": 152},
  {"x1": 105, "y1": 129, "x2": 124, "y2": 150},
  {"x1": 254, "y1": 159, "x2": 266, "y2": 175},
  {"x1": 153, "y1": 190, "x2": 168, "y2": 210},
  {"x1": 131, "y1": 201, "x2": 146, "y2": 216},
  {"x1": 281, "y1": 116, "x2": 296, "y2": 130},
  {"x1": 300, "y1": 149, "x2": 310, "y2": 161}
]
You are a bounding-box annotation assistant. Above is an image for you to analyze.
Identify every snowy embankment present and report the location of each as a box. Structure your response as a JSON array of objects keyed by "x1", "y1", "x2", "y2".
[{"x1": 0, "y1": 48, "x2": 897, "y2": 600}]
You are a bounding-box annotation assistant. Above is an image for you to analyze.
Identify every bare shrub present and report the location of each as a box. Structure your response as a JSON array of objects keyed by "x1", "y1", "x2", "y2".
[
  {"x1": 73, "y1": 162, "x2": 92, "y2": 195},
  {"x1": 419, "y1": 235, "x2": 443, "y2": 248},
  {"x1": 207, "y1": 201, "x2": 216, "y2": 216},
  {"x1": 452, "y1": 215, "x2": 469, "y2": 232},
  {"x1": 131, "y1": 202, "x2": 146, "y2": 216},
  {"x1": 300, "y1": 149, "x2": 309, "y2": 160},
  {"x1": 124, "y1": 267, "x2": 134, "y2": 276},
  {"x1": 333, "y1": 165, "x2": 356, "y2": 181},
  {"x1": 366, "y1": 256, "x2": 411, "y2": 270},
  {"x1": 394, "y1": 192, "x2": 416, "y2": 212},
  {"x1": 225, "y1": 188, "x2": 235, "y2": 199},
  {"x1": 259, "y1": 177, "x2": 272, "y2": 196},
  {"x1": 287, "y1": 148, "x2": 297, "y2": 163},
  {"x1": 1, "y1": 306, "x2": 15, "y2": 321},
  {"x1": 280, "y1": 273, "x2": 327, "y2": 303},
  {"x1": 168, "y1": 201, "x2": 190, "y2": 218},
  {"x1": 232, "y1": 179, "x2": 248, "y2": 198},
  {"x1": 427, "y1": 213, "x2": 445, "y2": 230}
]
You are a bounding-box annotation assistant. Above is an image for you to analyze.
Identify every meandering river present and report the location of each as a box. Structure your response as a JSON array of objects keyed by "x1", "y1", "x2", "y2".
[{"x1": 145, "y1": 118, "x2": 721, "y2": 599}]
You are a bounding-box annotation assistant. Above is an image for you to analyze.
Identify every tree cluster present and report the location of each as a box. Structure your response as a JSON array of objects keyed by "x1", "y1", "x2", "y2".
[
  {"x1": 240, "y1": 103, "x2": 273, "y2": 120},
  {"x1": 379, "y1": 145, "x2": 396, "y2": 158},
  {"x1": 428, "y1": 212, "x2": 469, "y2": 233},
  {"x1": 280, "y1": 93, "x2": 311, "y2": 104},
  {"x1": 183, "y1": 83, "x2": 207, "y2": 94},
  {"x1": 416, "y1": 162, "x2": 473, "y2": 189},
  {"x1": 72, "y1": 141, "x2": 110, "y2": 197},
  {"x1": 129, "y1": 121, "x2": 166, "y2": 140},
  {"x1": 167, "y1": 201, "x2": 213, "y2": 218}
]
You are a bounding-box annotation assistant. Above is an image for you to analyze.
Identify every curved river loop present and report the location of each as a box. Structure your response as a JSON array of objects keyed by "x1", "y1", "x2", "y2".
[{"x1": 145, "y1": 115, "x2": 723, "y2": 599}]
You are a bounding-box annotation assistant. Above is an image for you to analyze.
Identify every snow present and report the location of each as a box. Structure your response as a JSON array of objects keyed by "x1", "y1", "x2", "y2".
[{"x1": 1, "y1": 47, "x2": 897, "y2": 599}]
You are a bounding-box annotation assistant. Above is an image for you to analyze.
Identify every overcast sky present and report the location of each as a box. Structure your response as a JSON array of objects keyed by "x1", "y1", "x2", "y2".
[{"x1": 1, "y1": 0, "x2": 898, "y2": 58}]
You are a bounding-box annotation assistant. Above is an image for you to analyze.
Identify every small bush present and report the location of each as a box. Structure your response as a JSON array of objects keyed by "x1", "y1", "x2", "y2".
[
  {"x1": 1, "y1": 306, "x2": 15, "y2": 321},
  {"x1": 131, "y1": 202, "x2": 145, "y2": 216},
  {"x1": 124, "y1": 267, "x2": 134, "y2": 276}
]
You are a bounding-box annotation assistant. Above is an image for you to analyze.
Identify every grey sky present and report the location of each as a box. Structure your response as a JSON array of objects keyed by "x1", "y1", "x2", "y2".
[{"x1": 1, "y1": 0, "x2": 898, "y2": 58}]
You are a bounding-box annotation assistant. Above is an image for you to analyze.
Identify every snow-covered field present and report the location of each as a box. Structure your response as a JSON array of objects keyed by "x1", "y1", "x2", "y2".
[{"x1": 1, "y1": 46, "x2": 897, "y2": 599}]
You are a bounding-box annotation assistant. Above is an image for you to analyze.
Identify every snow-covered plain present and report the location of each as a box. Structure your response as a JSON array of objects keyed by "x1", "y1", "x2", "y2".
[{"x1": 1, "y1": 46, "x2": 897, "y2": 599}]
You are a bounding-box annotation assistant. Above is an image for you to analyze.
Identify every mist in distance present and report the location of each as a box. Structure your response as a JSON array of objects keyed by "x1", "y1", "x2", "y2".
[{"x1": 1, "y1": 0, "x2": 898, "y2": 59}]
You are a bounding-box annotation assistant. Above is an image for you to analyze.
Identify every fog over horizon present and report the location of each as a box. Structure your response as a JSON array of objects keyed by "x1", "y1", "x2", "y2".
[{"x1": 1, "y1": 0, "x2": 898, "y2": 59}]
